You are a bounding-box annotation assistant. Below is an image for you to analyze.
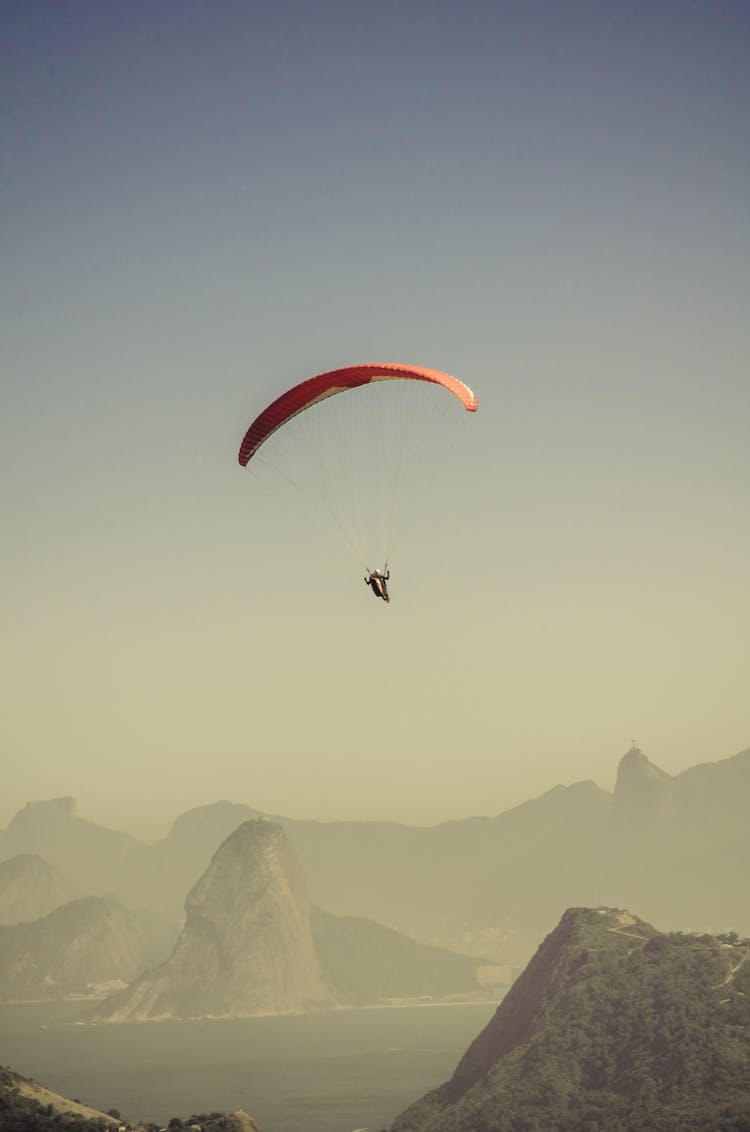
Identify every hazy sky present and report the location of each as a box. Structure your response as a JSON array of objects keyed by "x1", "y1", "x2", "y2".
[{"x1": 3, "y1": 1, "x2": 748, "y2": 839}]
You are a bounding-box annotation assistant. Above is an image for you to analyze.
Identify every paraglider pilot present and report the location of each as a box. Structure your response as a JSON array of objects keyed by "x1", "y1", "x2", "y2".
[{"x1": 365, "y1": 567, "x2": 390, "y2": 603}]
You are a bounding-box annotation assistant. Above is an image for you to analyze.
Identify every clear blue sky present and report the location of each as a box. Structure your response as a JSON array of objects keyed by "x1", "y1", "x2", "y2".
[{"x1": 2, "y1": 0, "x2": 748, "y2": 837}]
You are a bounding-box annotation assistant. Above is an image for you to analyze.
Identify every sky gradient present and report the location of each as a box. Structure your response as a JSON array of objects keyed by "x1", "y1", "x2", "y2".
[{"x1": 3, "y1": 0, "x2": 748, "y2": 838}]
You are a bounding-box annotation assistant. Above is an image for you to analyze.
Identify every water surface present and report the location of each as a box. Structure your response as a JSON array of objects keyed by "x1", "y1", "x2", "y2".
[{"x1": 1, "y1": 1000, "x2": 498, "y2": 1131}]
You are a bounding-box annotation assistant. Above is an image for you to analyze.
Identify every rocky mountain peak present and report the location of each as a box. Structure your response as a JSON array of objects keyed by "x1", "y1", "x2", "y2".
[
  {"x1": 613, "y1": 745, "x2": 672, "y2": 813},
  {"x1": 6, "y1": 797, "x2": 76, "y2": 834},
  {"x1": 96, "y1": 819, "x2": 335, "y2": 1021}
]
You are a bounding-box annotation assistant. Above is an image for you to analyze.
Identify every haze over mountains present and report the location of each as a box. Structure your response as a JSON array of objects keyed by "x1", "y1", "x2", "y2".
[
  {"x1": 0, "y1": 853, "x2": 81, "y2": 925},
  {"x1": 0, "y1": 744, "x2": 748, "y2": 1012},
  {"x1": 2, "y1": 745, "x2": 747, "y2": 940},
  {"x1": 0, "y1": 796, "x2": 140, "y2": 896},
  {"x1": 93, "y1": 819, "x2": 487, "y2": 1022},
  {"x1": 95, "y1": 820, "x2": 336, "y2": 1021},
  {"x1": 0, "y1": 895, "x2": 148, "y2": 1002},
  {"x1": 2, "y1": 744, "x2": 749, "y2": 1130},
  {"x1": 1, "y1": 817, "x2": 485, "y2": 1013}
]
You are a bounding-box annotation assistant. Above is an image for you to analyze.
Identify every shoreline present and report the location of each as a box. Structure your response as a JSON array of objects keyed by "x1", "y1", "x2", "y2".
[{"x1": 2, "y1": 993, "x2": 504, "y2": 1019}]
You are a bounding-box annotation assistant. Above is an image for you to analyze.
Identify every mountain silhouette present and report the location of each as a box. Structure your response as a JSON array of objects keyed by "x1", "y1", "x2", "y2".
[{"x1": 3, "y1": 745, "x2": 748, "y2": 968}]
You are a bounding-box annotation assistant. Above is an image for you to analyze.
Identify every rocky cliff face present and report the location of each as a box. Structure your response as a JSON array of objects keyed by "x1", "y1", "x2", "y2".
[
  {"x1": 96, "y1": 819, "x2": 335, "y2": 1021},
  {"x1": 0, "y1": 895, "x2": 148, "y2": 1000},
  {"x1": 0, "y1": 853, "x2": 81, "y2": 924}
]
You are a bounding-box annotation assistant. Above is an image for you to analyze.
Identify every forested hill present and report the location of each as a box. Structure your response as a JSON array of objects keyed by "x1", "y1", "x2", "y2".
[{"x1": 391, "y1": 907, "x2": 750, "y2": 1132}]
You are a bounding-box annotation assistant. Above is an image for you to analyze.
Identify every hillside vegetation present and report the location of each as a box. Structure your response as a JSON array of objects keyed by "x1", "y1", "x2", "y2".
[
  {"x1": 0, "y1": 1067, "x2": 118, "y2": 1130},
  {"x1": 0, "y1": 1067, "x2": 262, "y2": 1131},
  {"x1": 391, "y1": 908, "x2": 750, "y2": 1132}
]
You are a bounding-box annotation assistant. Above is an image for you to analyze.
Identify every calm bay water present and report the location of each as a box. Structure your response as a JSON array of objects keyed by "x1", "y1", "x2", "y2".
[{"x1": 0, "y1": 1000, "x2": 498, "y2": 1132}]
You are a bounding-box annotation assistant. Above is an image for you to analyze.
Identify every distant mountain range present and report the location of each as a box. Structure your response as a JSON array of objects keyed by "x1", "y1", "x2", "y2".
[
  {"x1": 0, "y1": 797, "x2": 140, "y2": 896},
  {"x1": 390, "y1": 906, "x2": 750, "y2": 1132},
  {"x1": 0, "y1": 896, "x2": 149, "y2": 1002},
  {"x1": 1, "y1": 744, "x2": 748, "y2": 971},
  {"x1": 0, "y1": 853, "x2": 81, "y2": 925},
  {"x1": 94, "y1": 819, "x2": 484, "y2": 1021},
  {"x1": 0, "y1": 820, "x2": 485, "y2": 1011}
]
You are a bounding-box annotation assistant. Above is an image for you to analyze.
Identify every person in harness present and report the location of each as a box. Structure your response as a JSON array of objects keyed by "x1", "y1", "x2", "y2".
[{"x1": 364, "y1": 567, "x2": 390, "y2": 603}]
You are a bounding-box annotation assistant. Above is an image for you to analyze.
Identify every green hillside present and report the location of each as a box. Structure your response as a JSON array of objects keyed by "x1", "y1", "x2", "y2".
[{"x1": 391, "y1": 908, "x2": 750, "y2": 1132}]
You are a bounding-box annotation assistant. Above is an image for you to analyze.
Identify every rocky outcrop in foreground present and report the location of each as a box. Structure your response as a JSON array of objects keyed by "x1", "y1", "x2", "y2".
[
  {"x1": 392, "y1": 906, "x2": 750, "y2": 1132},
  {"x1": 0, "y1": 1066, "x2": 264, "y2": 1130},
  {"x1": 96, "y1": 819, "x2": 335, "y2": 1021}
]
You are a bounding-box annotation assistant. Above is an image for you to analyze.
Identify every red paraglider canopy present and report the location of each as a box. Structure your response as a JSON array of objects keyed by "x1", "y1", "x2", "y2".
[{"x1": 238, "y1": 363, "x2": 477, "y2": 466}]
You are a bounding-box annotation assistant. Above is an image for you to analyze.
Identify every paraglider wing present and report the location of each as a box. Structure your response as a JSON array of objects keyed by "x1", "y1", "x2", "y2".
[{"x1": 238, "y1": 363, "x2": 477, "y2": 466}]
